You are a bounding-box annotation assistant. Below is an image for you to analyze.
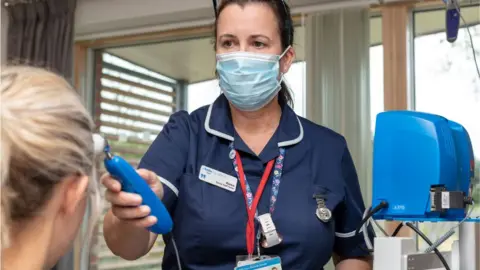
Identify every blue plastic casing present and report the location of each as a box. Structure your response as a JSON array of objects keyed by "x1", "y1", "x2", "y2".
[
  {"x1": 372, "y1": 111, "x2": 473, "y2": 222},
  {"x1": 446, "y1": 0, "x2": 460, "y2": 43},
  {"x1": 104, "y1": 155, "x2": 173, "y2": 234}
]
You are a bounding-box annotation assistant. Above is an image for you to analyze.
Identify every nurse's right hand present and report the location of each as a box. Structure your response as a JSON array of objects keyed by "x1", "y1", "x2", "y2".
[{"x1": 101, "y1": 169, "x2": 164, "y2": 228}]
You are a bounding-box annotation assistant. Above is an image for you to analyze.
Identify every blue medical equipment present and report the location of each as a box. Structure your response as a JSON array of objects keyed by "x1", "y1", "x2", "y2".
[
  {"x1": 445, "y1": 0, "x2": 460, "y2": 43},
  {"x1": 371, "y1": 111, "x2": 474, "y2": 222},
  {"x1": 95, "y1": 134, "x2": 173, "y2": 234}
]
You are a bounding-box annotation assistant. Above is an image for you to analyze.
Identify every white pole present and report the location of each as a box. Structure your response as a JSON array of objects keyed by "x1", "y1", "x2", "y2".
[{"x1": 459, "y1": 222, "x2": 480, "y2": 270}]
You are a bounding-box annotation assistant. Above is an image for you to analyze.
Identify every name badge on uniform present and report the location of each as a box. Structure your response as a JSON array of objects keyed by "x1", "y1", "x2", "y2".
[
  {"x1": 199, "y1": 165, "x2": 237, "y2": 192},
  {"x1": 257, "y1": 213, "x2": 282, "y2": 248},
  {"x1": 235, "y1": 256, "x2": 282, "y2": 270}
]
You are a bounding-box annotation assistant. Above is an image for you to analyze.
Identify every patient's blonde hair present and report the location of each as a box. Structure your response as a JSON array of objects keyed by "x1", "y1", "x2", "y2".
[{"x1": 0, "y1": 66, "x2": 101, "y2": 249}]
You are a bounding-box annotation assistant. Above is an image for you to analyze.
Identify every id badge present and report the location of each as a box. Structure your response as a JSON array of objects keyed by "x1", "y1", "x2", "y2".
[{"x1": 235, "y1": 256, "x2": 282, "y2": 270}]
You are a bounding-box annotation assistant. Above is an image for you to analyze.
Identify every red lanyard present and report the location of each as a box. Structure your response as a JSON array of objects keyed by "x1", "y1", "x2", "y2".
[{"x1": 235, "y1": 151, "x2": 275, "y2": 256}]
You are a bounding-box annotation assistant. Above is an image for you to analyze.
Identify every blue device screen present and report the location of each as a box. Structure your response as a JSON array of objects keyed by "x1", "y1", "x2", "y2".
[{"x1": 104, "y1": 156, "x2": 173, "y2": 235}]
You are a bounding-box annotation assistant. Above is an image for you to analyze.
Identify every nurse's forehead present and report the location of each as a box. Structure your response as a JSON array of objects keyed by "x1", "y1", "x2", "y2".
[{"x1": 216, "y1": 3, "x2": 279, "y2": 37}]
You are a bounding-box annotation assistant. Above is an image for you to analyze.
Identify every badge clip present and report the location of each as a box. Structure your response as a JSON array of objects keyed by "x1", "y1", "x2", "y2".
[
  {"x1": 257, "y1": 213, "x2": 282, "y2": 248},
  {"x1": 314, "y1": 194, "x2": 332, "y2": 222}
]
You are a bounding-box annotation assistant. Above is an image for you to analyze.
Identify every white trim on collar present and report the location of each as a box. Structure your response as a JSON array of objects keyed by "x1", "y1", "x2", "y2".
[
  {"x1": 204, "y1": 103, "x2": 234, "y2": 141},
  {"x1": 204, "y1": 103, "x2": 304, "y2": 147},
  {"x1": 278, "y1": 116, "x2": 304, "y2": 147}
]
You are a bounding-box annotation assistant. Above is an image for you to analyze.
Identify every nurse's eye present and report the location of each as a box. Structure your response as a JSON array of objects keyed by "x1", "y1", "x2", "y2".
[
  {"x1": 253, "y1": 41, "x2": 265, "y2": 49},
  {"x1": 221, "y1": 40, "x2": 234, "y2": 48}
]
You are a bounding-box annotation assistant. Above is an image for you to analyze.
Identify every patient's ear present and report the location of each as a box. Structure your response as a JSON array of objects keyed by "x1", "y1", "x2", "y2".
[{"x1": 60, "y1": 174, "x2": 89, "y2": 215}]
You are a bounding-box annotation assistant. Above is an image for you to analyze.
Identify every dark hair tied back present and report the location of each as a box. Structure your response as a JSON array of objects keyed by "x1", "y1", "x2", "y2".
[{"x1": 214, "y1": 0, "x2": 295, "y2": 107}]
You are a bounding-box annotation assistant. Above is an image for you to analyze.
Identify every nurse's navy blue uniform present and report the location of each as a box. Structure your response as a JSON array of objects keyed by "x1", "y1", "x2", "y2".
[{"x1": 138, "y1": 94, "x2": 373, "y2": 270}]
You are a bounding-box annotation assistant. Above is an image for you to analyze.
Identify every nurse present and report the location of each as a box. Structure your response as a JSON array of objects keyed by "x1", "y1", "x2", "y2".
[{"x1": 102, "y1": 0, "x2": 373, "y2": 269}]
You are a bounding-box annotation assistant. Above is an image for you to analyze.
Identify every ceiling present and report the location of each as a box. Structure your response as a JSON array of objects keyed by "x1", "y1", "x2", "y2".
[
  {"x1": 106, "y1": 4, "x2": 479, "y2": 83},
  {"x1": 76, "y1": 0, "x2": 381, "y2": 38}
]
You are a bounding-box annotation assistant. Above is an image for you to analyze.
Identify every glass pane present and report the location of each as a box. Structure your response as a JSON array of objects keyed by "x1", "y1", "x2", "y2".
[
  {"x1": 369, "y1": 15, "x2": 385, "y2": 234},
  {"x1": 413, "y1": 5, "x2": 480, "y2": 251},
  {"x1": 370, "y1": 45, "x2": 384, "y2": 134},
  {"x1": 187, "y1": 80, "x2": 221, "y2": 113},
  {"x1": 370, "y1": 15, "x2": 384, "y2": 136},
  {"x1": 285, "y1": 61, "x2": 306, "y2": 116}
]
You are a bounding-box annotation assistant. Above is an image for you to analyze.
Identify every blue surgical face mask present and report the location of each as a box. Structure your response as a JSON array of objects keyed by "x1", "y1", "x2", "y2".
[{"x1": 216, "y1": 47, "x2": 290, "y2": 111}]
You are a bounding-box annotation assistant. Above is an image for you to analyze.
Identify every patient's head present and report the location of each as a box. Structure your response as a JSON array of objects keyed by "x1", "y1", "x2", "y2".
[{"x1": 1, "y1": 66, "x2": 101, "y2": 268}]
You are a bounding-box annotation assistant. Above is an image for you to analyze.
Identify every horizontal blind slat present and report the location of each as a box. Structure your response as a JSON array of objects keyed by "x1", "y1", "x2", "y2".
[
  {"x1": 105, "y1": 134, "x2": 153, "y2": 146},
  {"x1": 103, "y1": 74, "x2": 176, "y2": 98},
  {"x1": 100, "y1": 97, "x2": 172, "y2": 118},
  {"x1": 100, "y1": 121, "x2": 160, "y2": 135},
  {"x1": 102, "y1": 86, "x2": 176, "y2": 108}
]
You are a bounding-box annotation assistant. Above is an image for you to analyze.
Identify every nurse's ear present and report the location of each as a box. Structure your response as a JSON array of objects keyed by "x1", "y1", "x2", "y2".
[{"x1": 280, "y1": 46, "x2": 295, "y2": 74}]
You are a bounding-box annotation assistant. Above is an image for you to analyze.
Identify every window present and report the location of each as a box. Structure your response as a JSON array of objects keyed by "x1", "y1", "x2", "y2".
[
  {"x1": 369, "y1": 15, "x2": 385, "y2": 234},
  {"x1": 187, "y1": 79, "x2": 221, "y2": 113},
  {"x1": 370, "y1": 46, "x2": 384, "y2": 134},
  {"x1": 91, "y1": 52, "x2": 178, "y2": 269},
  {"x1": 285, "y1": 61, "x2": 306, "y2": 116},
  {"x1": 413, "y1": 5, "x2": 480, "y2": 251},
  {"x1": 370, "y1": 16, "x2": 384, "y2": 134},
  {"x1": 187, "y1": 61, "x2": 306, "y2": 116}
]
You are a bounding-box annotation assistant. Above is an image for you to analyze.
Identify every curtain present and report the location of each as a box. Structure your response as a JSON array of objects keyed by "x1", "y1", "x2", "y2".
[
  {"x1": 1, "y1": 7, "x2": 8, "y2": 64},
  {"x1": 4, "y1": 0, "x2": 77, "y2": 81},
  {"x1": 305, "y1": 7, "x2": 372, "y2": 204},
  {"x1": 304, "y1": 9, "x2": 371, "y2": 269},
  {"x1": 4, "y1": 1, "x2": 78, "y2": 269}
]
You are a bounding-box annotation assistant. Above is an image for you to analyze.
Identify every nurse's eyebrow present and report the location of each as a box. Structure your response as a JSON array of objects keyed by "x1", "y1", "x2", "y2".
[
  {"x1": 219, "y1": 34, "x2": 237, "y2": 39},
  {"x1": 250, "y1": 34, "x2": 271, "y2": 41}
]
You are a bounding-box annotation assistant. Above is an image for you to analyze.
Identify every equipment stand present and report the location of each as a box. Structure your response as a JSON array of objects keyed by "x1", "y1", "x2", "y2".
[
  {"x1": 373, "y1": 222, "x2": 479, "y2": 270},
  {"x1": 459, "y1": 222, "x2": 480, "y2": 270}
]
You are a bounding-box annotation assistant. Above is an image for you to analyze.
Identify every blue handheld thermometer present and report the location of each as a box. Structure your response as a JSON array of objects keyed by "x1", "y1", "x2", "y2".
[{"x1": 96, "y1": 134, "x2": 173, "y2": 234}]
